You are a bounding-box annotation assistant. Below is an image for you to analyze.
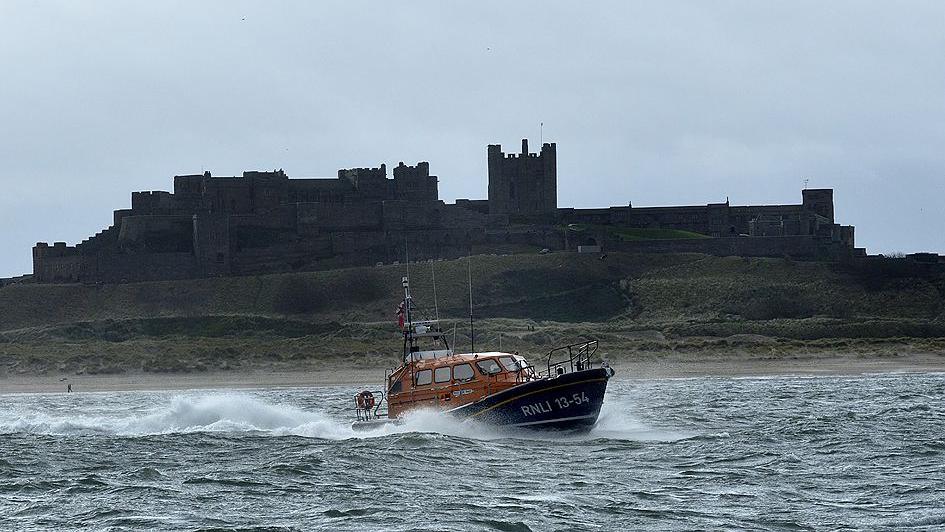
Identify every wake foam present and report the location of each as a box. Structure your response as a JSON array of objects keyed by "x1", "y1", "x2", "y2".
[
  {"x1": 134, "y1": 394, "x2": 352, "y2": 438},
  {"x1": 0, "y1": 393, "x2": 690, "y2": 442},
  {"x1": 587, "y1": 402, "x2": 698, "y2": 442},
  {"x1": 0, "y1": 394, "x2": 356, "y2": 439}
]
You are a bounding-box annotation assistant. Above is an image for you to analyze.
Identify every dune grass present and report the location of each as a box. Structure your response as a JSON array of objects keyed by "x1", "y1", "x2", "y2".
[{"x1": 1, "y1": 251, "x2": 943, "y2": 376}]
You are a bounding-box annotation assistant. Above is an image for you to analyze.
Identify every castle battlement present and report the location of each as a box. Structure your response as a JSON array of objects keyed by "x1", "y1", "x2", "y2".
[{"x1": 30, "y1": 139, "x2": 858, "y2": 284}]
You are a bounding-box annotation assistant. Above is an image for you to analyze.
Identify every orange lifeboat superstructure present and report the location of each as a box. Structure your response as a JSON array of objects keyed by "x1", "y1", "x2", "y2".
[
  {"x1": 352, "y1": 276, "x2": 614, "y2": 431},
  {"x1": 385, "y1": 351, "x2": 536, "y2": 418}
]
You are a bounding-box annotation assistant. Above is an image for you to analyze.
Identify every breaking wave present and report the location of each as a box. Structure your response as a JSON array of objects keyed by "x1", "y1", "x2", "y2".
[
  {"x1": 0, "y1": 392, "x2": 682, "y2": 442},
  {"x1": 0, "y1": 394, "x2": 352, "y2": 439}
]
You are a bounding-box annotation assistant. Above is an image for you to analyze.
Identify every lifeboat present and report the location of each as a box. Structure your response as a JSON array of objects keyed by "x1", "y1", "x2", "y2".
[{"x1": 352, "y1": 277, "x2": 615, "y2": 432}]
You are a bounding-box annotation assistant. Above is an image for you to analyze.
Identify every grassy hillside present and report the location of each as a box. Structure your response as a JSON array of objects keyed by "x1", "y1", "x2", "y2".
[{"x1": 1, "y1": 252, "x2": 943, "y2": 375}]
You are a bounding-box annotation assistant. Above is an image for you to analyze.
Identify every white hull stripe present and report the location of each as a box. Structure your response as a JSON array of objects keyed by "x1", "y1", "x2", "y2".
[{"x1": 508, "y1": 414, "x2": 597, "y2": 427}]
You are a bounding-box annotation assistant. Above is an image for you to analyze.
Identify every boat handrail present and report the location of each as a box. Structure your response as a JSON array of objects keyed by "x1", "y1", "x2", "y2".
[
  {"x1": 409, "y1": 319, "x2": 441, "y2": 327},
  {"x1": 406, "y1": 349, "x2": 453, "y2": 361},
  {"x1": 354, "y1": 389, "x2": 388, "y2": 422},
  {"x1": 543, "y1": 339, "x2": 599, "y2": 377},
  {"x1": 514, "y1": 360, "x2": 539, "y2": 383}
]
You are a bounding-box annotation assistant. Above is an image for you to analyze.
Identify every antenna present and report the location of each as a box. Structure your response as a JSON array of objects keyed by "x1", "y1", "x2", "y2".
[
  {"x1": 540, "y1": 121, "x2": 543, "y2": 144},
  {"x1": 804, "y1": 178, "x2": 810, "y2": 190},
  {"x1": 467, "y1": 256, "x2": 475, "y2": 354}
]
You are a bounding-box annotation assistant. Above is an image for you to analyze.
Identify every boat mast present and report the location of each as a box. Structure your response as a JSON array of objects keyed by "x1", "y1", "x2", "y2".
[{"x1": 402, "y1": 276, "x2": 413, "y2": 360}]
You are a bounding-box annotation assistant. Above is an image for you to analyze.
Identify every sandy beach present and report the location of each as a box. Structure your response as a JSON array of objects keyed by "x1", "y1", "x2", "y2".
[{"x1": 2, "y1": 352, "x2": 942, "y2": 394}]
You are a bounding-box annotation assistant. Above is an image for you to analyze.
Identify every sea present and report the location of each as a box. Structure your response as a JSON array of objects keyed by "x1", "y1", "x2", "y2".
[{"x1": 1, "y1": 372, "x2": 943, "y2": 531}]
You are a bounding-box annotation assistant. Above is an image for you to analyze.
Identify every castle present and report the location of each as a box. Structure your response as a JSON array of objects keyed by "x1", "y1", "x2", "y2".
[{"x1": 32, "y1": 140, "x2": 861, "y2": 283}]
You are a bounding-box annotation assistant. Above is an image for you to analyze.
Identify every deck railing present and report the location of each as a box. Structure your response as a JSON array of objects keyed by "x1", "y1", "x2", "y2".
[{"x1": 542, "y1": 339, "x2": 599, "y2": 378}]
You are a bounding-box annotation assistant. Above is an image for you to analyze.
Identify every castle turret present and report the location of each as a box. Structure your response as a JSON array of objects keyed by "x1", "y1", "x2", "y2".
[
  {"x1": 487, "y1": 139, "x2": 557, "y2": 220},
  {"x1": 802, "y1": 189, "x2": 835, "y2": 222},
  {"x1": 392, "y1": 161, "x2": 438, "y2": 201}
]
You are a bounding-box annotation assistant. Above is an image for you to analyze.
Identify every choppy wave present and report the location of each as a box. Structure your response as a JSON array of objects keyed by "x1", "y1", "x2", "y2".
[{"x1": 2, "y1": 374, "x2": 943, "y2": 531}]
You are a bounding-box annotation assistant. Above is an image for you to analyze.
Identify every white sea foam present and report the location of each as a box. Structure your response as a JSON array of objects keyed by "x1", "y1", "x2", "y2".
[
  {"x1": 131, "y1": 394, "x2": 340, "y2": 436},
  {"x1": 0, "y1": 393, "x2": 356, "y2": 439},
  {"x1": 354, "y1": 400, "x2": 696, "y2": 443},
  {"x1": 373, "y1": 407, "x2": 508, "y2": 440},
  {"x1": 588, "y1": 402, "x2": 698, "y2": 442},
  {"x1": 0, "y1": 391, "x2": 687, "y2": 442},
  {"x1": 0, "y1": 393, "x2": 504, "y2": 440}
]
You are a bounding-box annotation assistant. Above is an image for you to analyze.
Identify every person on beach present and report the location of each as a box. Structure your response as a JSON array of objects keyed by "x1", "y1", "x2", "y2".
[{"x1": 67, "y1": 383, "x2": 72, "y2": 393}]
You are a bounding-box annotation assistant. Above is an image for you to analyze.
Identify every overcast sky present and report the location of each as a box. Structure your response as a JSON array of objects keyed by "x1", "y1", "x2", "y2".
[{"x1": 1, "y1": 1, "x2": 943, "y2": 277}]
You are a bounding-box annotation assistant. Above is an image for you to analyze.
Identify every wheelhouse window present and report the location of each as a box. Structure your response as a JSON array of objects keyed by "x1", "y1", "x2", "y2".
[
  {"x1": 415, "y1": 369, "x2": 432, "y2": 386},
  {"x1": 499, "y1": 356, "x2": 519, "y2": 372},
  {"x1": 452, "y1": 363, "x2": 474, "y2": 382},
  {"x1": 476, "y1": 358, "x2": 502, "y2": 375},
  {"x1": 434, "y1": 366, "x2": 451, "y2": 384}
]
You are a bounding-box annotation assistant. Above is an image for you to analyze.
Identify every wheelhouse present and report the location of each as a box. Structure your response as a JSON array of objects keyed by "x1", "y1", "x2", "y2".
[{"x1": 386, "y1": 352, "x2": 536, "y2": 417}]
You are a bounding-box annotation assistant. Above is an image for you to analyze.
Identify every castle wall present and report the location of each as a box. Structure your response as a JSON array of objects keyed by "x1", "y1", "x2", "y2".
[
  {"x1": 131, "y1": 191, "x2": 178, "y2": 214},
  {"x1": 560, "y1": 191, "x2": 837, "y2": 240},
  {"x1": 32, "y1": 242, "x2": 198, "y2": 283},
  {"x1": 338, "y1": 165, "x2": 389, "y2": 201},
  {"x1": 453, "y1": 199, "x2": 490, "y2": 215},
  {"x1": 440, "y1": 202, "x2": 489, "y2": 229},
  {"x1": 118, "y1": 215, "x2": 194, "y2": 253},
  {"x1": 193, "y1": 213, "x2": 231, "y2": 277},
  {"x1": 382, "y1": 200, "x2": 442, "y2": 230},
  {"x1": 296, "y1": 202, "x2": 383, "y2": 233},
  {"x1": 288, "y1": 179, "x2": 353, "y2": 204},
  {"x1": 204, "y1": 178, "x2": 254, "y2": 214}
]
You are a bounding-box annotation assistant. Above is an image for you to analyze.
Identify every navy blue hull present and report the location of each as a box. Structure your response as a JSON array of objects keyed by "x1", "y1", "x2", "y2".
[{"x1": 446, "y1": 367, "x2": 614, "y2": 432}]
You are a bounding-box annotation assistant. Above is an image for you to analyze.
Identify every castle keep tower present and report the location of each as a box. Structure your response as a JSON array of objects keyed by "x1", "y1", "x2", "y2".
[
  {"x1": 487, "y1": 139, "x2": 557, "y2": 220},
  {"x1": 802, "y1": 189, "x2": 835, "y2": 223}
]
